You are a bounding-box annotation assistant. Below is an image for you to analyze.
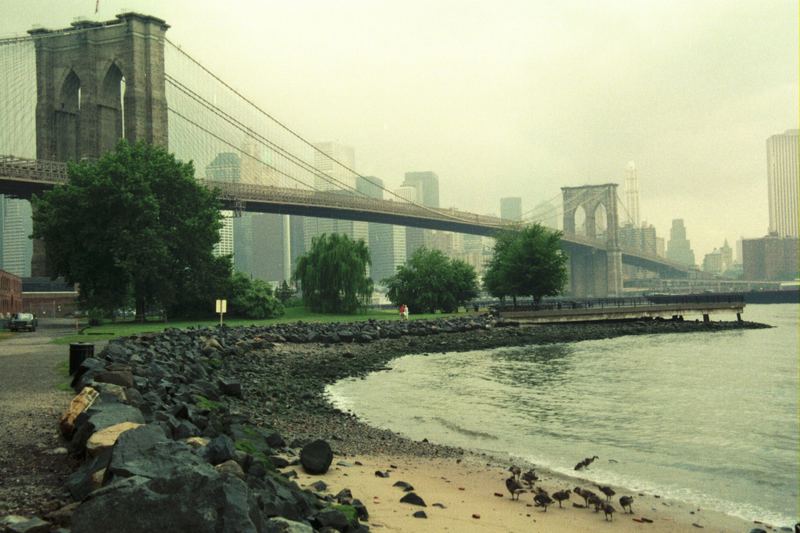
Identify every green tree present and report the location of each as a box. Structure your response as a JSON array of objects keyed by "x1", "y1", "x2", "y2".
[
  {"x1": 229, "y1": 272, "x2": 284, "y2": 319},
  {"x1": 483, "y1": 223, "x2": 568, "y2": 304},
  {"x1": 292, "y1": 233, "x2": 373, "y2": 313},
  {"x1": 383, "y1": 247, "x2": 479, "y2": 313},
  {"x1": 32, "y1": 140, "x2": 226, "y2": 321}
]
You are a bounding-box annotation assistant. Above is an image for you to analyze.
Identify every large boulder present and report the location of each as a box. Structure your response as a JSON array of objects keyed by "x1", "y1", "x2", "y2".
[
  {"x1": 106, "y1": 424, "x2": 211, "y2": 482},
  {"x1": 300, "y1": 440, "x2": 333, "y2": 475},
  {"x1": 71, "y1": 470, "x2": 260, "y2": 533}
]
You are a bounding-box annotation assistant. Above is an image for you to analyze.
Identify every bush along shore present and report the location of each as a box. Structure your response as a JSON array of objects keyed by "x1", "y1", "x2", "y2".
[{"x1": 5, "y1": 315, "x2": 768, "y2": 532}]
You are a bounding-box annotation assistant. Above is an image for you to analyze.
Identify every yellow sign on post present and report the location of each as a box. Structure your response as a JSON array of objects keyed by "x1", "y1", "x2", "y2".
[{"x1": 215, "y1": 299, "x2": 227, "y2": 326}]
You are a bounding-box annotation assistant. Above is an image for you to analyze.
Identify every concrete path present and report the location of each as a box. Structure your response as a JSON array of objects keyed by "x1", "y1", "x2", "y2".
[{"x1": 0, "y1": 320, "x2": 100, "y2": 517}]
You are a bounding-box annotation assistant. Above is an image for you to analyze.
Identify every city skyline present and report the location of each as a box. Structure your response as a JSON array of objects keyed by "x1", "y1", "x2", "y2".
[{"x1": 0, "y1": 0, "x2": 797, "y2": 261}]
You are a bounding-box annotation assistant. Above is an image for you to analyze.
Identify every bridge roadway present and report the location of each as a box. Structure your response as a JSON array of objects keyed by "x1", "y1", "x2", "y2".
[{"x1": 0, "y1": 155, "x2": 689, "y2": 277}]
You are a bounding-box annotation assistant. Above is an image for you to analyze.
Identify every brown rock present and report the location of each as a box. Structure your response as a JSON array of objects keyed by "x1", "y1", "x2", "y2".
[
  {"x1": 86, "y1": 422, "x2": 142, "y2": 456},
  {"x1": 215, "y1": 459, "x2": 245, "y2": 479},
  {"x1": 59, "y1": 387, "x2": 99, "y2": 436}
]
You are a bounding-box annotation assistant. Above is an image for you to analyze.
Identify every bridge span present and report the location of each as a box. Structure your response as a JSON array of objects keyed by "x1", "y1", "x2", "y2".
[{"x1": 0, "y1": 155, "x2": 691, "y2": 283}]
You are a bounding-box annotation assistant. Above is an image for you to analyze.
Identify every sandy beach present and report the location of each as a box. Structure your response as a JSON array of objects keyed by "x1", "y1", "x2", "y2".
[{"x1": 291, "y1": 453, "x2": 759, "y2": 532}]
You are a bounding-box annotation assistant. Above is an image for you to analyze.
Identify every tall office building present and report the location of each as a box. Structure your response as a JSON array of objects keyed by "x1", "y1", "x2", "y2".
[
  {"x1": 355, "y1": 176, "x2": 406, "y2": 285},
  {"x1": 402, "y1": 171, "x2": 439, "y2": 257},
  {"x1": 500, "y1": 197, "x2": 522, "y2": 221},
  {"x1": 304, "y1": 142, "x2": 367, "y2": 253},
  {"x1": 206, "y1": 152, "x2": 240, "y2": 260},
  {"x1": 0, "y1": 196, "x2": 33, "y2": 277},
  {"x1": 666, "y1": 219, "x2": 696, "y2": 267},
  {"x1": 624, "y1": 161, "x2": 640, "y2": 227},
  {"x1": 206, "y1": 150, "x2": 291, "y2": 281},
  {"x1": 766, "y1": 129, "x2": 798, "y2": 237},
  {"x1": 313, "y1": 142, "x2": 357, "y2": 191}
]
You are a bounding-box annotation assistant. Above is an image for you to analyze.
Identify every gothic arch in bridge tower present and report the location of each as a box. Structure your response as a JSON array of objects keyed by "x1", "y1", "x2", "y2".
[
  {"x1": 98, "y1": 62, "x2": 127, "y2": 153},
  {"x1": 561, "y1": 184, "x2": 623, "y2": 298},
  {"x1": 30, "y1": 12, "x2": 170, "y2": 162},
  {"x1": 55, "y1": 69, "x2": 81, "y2": 161}
]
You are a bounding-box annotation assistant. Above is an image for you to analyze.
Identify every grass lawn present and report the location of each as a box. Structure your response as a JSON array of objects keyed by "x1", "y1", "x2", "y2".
[
  {"x1": 0, "y1": 332, "x2": 12, "y2": 342},
  {"x1": 52, "y1": 306, "x2": 466, "y2": 345}
]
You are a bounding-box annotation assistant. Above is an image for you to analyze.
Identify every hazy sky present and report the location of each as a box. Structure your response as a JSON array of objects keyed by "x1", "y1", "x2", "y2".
[{"x1": 2, "y1": 0, "x2": 797, "y2": 258}]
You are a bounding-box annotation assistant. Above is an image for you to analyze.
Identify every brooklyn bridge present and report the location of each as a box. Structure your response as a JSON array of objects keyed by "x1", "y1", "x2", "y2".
[{"x1": 0, "y1": 12, "x2": 690, "y2": 297}]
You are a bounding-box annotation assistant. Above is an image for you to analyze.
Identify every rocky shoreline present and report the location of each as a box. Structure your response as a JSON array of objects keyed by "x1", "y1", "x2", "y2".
[{"x1": 1, "y1": 315, "x2": 769, "y2": 532}]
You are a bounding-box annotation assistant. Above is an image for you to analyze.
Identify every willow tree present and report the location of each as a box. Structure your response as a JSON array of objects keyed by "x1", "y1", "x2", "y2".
[{"x1": 292, "y1": 233, "x2": 373, "y2": 313}]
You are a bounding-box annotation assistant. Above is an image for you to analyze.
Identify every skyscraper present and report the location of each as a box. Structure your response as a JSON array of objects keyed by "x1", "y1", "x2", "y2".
[
  {"x1": 766, "y1": 129, "x2": 798, "y2": 238},
  {"x1": 500, "y1": 197, "x2": 522, "y2": 221},
  {"x1": 206, "y1": 152, "x2": 240, "y2": 260},
  {"x1": 356, "y1": 176, "x2": 406, "y2": 285},
  {"x1": 304, "y1": 142, "x2": 368, "y2": 252},
  {"x1": 624, "y1": 161, "x2": 640, "y2": 227},
  {"x1": 0, "y1": 196, "x2": 33, "y2": 277},
  {"x1": 402, "y1": 171, "x2": 439, "y2": 257},
  {"x1": 666, "y1": 219, "x2": 696, "y2": 267}
]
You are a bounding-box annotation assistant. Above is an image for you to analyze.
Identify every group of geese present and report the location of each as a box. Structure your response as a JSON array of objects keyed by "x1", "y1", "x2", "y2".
[{"x1": 505, "y1": 462, "x2": 634, "y2": 522}]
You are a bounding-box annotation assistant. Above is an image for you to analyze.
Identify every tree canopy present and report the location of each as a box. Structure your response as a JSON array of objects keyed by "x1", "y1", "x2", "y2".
[
  {"x1": 483, "y1": 223, "x2": 568, "y2": 303},
  {"x1": 292, "y1": 233, "x2": 373, "y2": 313},
  {"x1": 383, "y1": 247, "x2": 478, "y2": 313},
  {"x1": 32, "y1": 140, "x2": 227, "y2": 320}
]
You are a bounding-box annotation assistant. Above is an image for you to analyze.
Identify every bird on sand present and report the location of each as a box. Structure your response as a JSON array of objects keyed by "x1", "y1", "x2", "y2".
[
  {"x1": 587, "y1": 493, "x2": 604, "y2": 512},
  {"x1": 521, "y1": 469, "x2": 539, "y2": 488},
  {"x1": 596, "y1": 484, "x2": 616, "y2": 501},
  {"x1": 534, "y1": 492, "x2": 554, "y2": 512},
  {"x1": 573, "y1": 487, "x2": 597, "y2": 508},
  {"x1": 552, "y1": 489, "x2": 571, "y2": 508},
  {"x1": 508, "y1": 465, "x2": 521, "y2": 480},
  {"x1": 505, "y1": 475, "x2": 525, "y2": 501},
  {"x1": 602, "y1": 502, "x2": 616, "y2": 521},
  {"x1": 619, "y1": 495, "x2": 634, "y2": 514}
]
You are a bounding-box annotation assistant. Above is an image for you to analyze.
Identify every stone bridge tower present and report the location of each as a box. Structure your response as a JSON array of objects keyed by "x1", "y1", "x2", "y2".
[
  {"x1": 561, "y1": 184, "x2": 623, "y2": 297},
  {"x1": 29, "y1": 12, "x2": 169, "y2": 161},
  {"x1": 28, "y1": 13, "x2": 169, "y2": 276}
]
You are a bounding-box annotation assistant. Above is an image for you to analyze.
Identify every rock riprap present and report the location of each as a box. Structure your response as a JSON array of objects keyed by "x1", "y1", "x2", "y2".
[{"x1": 29, "y1": 313, "x2": 765, "y2": 532}]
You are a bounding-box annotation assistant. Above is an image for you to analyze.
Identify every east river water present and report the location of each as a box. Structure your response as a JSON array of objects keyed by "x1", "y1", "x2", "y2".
[{"x1": 326, "y1": 304, "x2": 799, "y2": 527}]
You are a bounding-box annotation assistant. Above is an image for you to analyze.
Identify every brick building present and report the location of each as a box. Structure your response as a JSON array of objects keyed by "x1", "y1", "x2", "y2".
[{"x1": 0, "y1": 269, "x2": 22, "y2": 315}]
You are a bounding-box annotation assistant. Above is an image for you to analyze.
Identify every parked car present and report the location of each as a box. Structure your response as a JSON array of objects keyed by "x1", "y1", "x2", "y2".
[{"x1": 9, "y1": 312, "x2": 38, "y2": 332}]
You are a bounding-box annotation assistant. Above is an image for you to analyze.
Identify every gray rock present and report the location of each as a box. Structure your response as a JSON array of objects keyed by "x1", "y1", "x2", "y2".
[
  {"x1": 107, "y1": 424, "x2": 211, "y2": 482},
  {"x1": 204, "y1": 434, "x2": 236, "y2": 465},
  {"x1": 264, "y1": 517, "x2": 314, "y2": 533},
  {"x1": 313, "y1": 508, "x2": 350, "y2": 530},
  {"x1": 71, "y1": 470, "x2": 259, "y2": 533}
]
